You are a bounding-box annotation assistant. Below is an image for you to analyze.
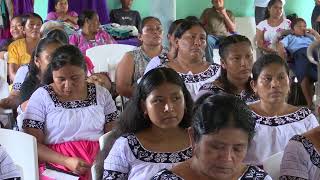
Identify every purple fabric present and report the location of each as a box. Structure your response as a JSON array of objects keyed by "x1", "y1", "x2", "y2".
[
  {"x1": 12, "y1": 0, "x2": 34, "y2": 16},
  {"x1": 116, "y1": 37, "x2": 141, "y2": 46},
  {"x1": 47, "y1": 0, "x2": 110, "y2": 24}
]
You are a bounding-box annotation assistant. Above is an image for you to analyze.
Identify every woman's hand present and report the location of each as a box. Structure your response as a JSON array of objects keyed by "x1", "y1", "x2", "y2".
[
  {"x1": 64, "y1": 157, "x2": 91, "y2": 175},
  {"x1": 87, "y1": 73, "x2": 112, "y2": 91}
]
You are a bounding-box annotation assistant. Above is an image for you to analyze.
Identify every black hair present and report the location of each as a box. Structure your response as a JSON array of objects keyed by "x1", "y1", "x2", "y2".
[
  {"x1": 192, "y1": 92, "x2": 255, "y2": 143},
  {"x1": 290, "y1": 17, "x2": 306, "y2": 30},
  {"x1": 43, "y1": 45, "x2": 87, "y2": 84},
  {"x1": 54, "y1": 0, "x2": 67, "y2": 6},
  {"x1": 217, "y1": 34, "x2": 253, "y2": 94},
  {"x1": 252, "y1": 54, "x2": 289, "y2": 81},
  {"x1": 265, "y1": 0, "x2": 283, "y2": 19},
  {"x1": 138, "y1": 16, "x2": 161, "y2": 34},
  {"x1": 185, "y1": 16, "x2": 200, "y2": 22},
  {"x1": 174, "y1": 20, "x2": 207, "y2": 39},
  {"x1": 44, "y1": 29, "x2": 69, "y2": 44},
  {"x1": 21, "y1": 13, "x2": 43, "y2": 27},
  {"x1": 77, "y1": 10, "x2": 97, "y2": 28},
  {"x1": 168, "y1": 19, "x2": 184, "y2": 36},
  {"x1": 115, "y1": 67, "x2": 194, "y2": 135}
]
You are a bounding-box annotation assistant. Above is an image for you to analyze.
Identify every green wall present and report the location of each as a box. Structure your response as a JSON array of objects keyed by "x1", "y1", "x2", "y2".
[{"x1": 34, "y1": 0, "x2": 316, "y2": 27}]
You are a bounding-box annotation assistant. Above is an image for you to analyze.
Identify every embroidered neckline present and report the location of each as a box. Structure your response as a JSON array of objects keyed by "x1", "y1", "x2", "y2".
[
  {"x1": 176, "y1": 64, "x2": 220, "y2": 83},
  {"x1": 43, "y1": 83, "x2": 97, "y2": 109},
  {"x1": 199, "y1": 82, "x2": 258, "y2": 103},
  {"x1": 291, "y1": 135, "x2": 320, "y2": 168},
  {"x1": 252, "y1": 107, "x2": 312, "y2": 126},
  {"x1": 124, "y1": 134, "x2": 192, "y2": 163}
]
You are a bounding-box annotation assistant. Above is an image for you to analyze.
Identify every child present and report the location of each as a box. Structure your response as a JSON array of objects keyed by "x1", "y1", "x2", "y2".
[
  {"x1": 277, "y1": 17, "x2": 320, "y2": 107},
  {"x1": 109, "y1": 0, "x2": 141, "y2": 29}
]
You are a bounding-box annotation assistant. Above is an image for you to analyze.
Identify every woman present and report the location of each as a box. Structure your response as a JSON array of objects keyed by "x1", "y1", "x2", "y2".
[
  {"x1": 0, "y1": 29, "x2": 68, "y2": 110},
  {"x1": 8, "y1": 13, "x2": 43, "y2": 82},
  {"x1": 199, "y1": 34, "x2": 258, "y2": 104},
  {"x1": 46, "y1": 0, "x2": 78, "y2": 28},
  {"x1": 23, "y1": 45, "x2": 118, "y2": 179},
  {"x1": 152, "y1": 93, "x2": 271, "y2": 180},
  {"x1": 244, "y1": 54, "x2": 319, "y2": 166},
  {"x1": 165, "y1": 20, "x2": 220, "y2": 99},
  {"x1": 280, "y1": 127, "x2": 320, "y2": 179},
  {"x1": 143, "y1": 19, "x2": 185, "y2": 75},
  {"x1": 103, "y1": 67, "x2": 193, "y2": 179},
  {"x1": 116, "y1": 16, "x2": 168, "y2": 98},
  {"x1": 0, "y1": 15, "x2": 24, "y2": 60},
  {"x1": 256, "y1": 0, "x2": 290, "y2": 54},
  {"x1": 311, "y1": 0, "x2": 320, "y2": 32},
  {"x1": 69, "y1": 10, "x2": 116, "y2": 55}
]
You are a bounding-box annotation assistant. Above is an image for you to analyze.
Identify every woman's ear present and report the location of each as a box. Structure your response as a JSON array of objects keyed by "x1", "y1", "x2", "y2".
[
  {"x1": 34, "y1": 56, "x2": 41, "y2": 68},
  {"x1": 138, "y1": 33, "x2": 143, "y2": 42},
  {"x1": 220, "y1": 59, "x2": 227, "y2": 69},
  {"x1": 140, "y1": 100, "x2": 147, "y2": 116},
  {"x1": 250, "y1": 79, "x2": 257, "y2": 95}
]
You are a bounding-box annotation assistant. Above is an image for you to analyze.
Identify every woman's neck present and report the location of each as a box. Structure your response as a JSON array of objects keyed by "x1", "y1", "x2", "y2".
[
  {"x1": 82, "y1": 27, "x2": 95, "y2": 40},
  {"x1": 258, "y1": 100, "x2": 288, "y2": 116},
  {"x1": 146, "y1": 125, "x2": 186, "y2": 142},
  {"x1": 25, "y1": 37, "x2": 39, "y2": 55},
  {"x1": 226, "y1": 74, "x2": 247, "y2": 94},
  {"x1": 141, "y1": 44, "x2": 162, "y2": 58}
]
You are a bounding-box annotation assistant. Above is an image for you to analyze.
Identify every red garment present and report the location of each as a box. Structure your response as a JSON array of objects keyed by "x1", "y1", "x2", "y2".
[{"x1": 39, "y1": 140, "x2": 99, "y2": 180}]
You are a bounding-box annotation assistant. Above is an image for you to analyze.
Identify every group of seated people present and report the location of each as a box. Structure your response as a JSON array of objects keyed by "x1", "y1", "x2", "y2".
[{"x1": 1, "y1": 0, "x2": 320, "y2": 179}]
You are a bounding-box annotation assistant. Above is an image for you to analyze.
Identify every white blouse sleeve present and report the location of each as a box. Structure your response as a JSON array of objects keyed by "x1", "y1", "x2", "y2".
[
  {"x1": 98, "y1": 85, "x2": 118, "y2": 124},
  {"x1": 280, "y1": 140, "x2": 309, "y2": 179},
  {"x1": 304, "y1": 114, "x2": 319, "y2": 130},
  {"x1": 256, "y1": 20, "x2": 267, "y2": 32},
  {"x1": 103, "y1": 137, "x2": 131, "y2": 179},
  {"x1": 22, "y1": 87, "x2": 47, "y2": 131},
  {"x1": 12, "y1": 65, "x2": 29, "y2": 91}
]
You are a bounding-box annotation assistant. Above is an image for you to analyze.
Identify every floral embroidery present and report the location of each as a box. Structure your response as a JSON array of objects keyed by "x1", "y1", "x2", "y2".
[
  {"x1": 199, "y1": 83, "x2": 258, "y2": 104},
  {"x1": 22, "y1": 119, "x2": 44, "y2": 130},
  {"x1": 178, "y1": 64, "x2": 220, "y2": 83},
  {"x1": 43, "y1": 83, "x2": 97, "y2": 109},
  {"x1": 291, "y1": 135, "x2": 320, "y2": 168},
  {"x1": 105, "y1": 111, "x2": 119, "y2": 123},
  {"x1": 103, "y1": 170, "x2": 128, "y2": 180},
  {"x1": 151, "y1": 169, "x2": 182, "y2": 180},
  {"x1": 241, "y1": 166, "x2": 268, "y2": 179},
  {"x1": 12, "y1": 83, "x2": 22, "y2": 91},
  {"x1": 253, "y1": 107, "x2": 311, "y2": 126},
  {"x1": 124, "y1": 134, "x2": 192, "y2": 163}
]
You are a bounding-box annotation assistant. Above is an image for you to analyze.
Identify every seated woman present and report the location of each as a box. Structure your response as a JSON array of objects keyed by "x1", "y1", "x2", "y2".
[
  {"x1": 244, "y1": 54, "x2": 319, "y2": 166},
  {"x1": 256, "y1": 0, "x2": 290, "y2": 54},
  {"x1": 143, "y1": 19, "x2": 185, "y2": 75},
  {"x1": 0, "y1": 15, "x2": 24, "y2": 60},
  {"x1": 109, "y1": 0, "x2": 141, "y2": 29},
  {"x1": 23, "y1": 45, "x2": 118, "y2": 179},
  {"x1": 46, "y1": 0, "x2": 78, "y2": 29},
  {"x1": 0, "y1": 29, "x2": 68, "y2": 110},
  {"x1": 69, "y1": 10, "x2": 116, "y2": 55},
  {"x1": 280, "y1": 126, "x2": 320, "y2": 179},
  {"x1": 152, "y1": 93, "x2": 271, "y2": 180},
  {"x1": 199, "y1": 34, "x2": 258, "y2": 104},
  {"x1": 8, "y1": 13, "x2": 43, "y2": 82},
  {"x1": 116, "y1": 16, "x2": 168, "y2": 98},
  {"x1": 277, "y1": 17, "x2": 320, "y2": 108},
  {"x1": 103, "y1": 67, "x2": 193, "y2": 179},
  {"x1": 164, "y1": 20, "x2": 220, "y2": 99}
]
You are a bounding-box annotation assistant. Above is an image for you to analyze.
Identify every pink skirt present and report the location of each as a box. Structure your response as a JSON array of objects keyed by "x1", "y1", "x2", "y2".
[{"x1": 40, "y1": 140, "x2": 99, "y2": 180}]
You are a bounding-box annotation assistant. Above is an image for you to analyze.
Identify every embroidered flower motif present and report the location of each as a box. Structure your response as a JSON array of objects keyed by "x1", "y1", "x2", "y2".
[{"x1": 123, "y1": 134, "x2": 192, "y2": 163}]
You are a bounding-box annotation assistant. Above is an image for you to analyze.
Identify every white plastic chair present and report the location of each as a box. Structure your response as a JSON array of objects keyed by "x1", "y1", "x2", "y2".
[
  {"x1": 0, "y1": 52, "x2": 8, "y2": 83},
  {"x1": 0, "y1": 128, "x2": 39, "y2": 180},
  {"x1": 262, "y1": 151, "x2": 284, "y2": 180},
  {"x1": 86, "y1": 44, "x2": 136, "y2": 81},
  {"x1": 91, "y1": 131, "x2": 118, "y2": 180}
]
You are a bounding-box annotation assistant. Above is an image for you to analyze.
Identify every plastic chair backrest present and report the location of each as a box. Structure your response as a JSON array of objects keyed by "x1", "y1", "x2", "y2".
[
  {"x1": 91, "y1": 131, "x2": 118, "y2": 180},
  {"x1": 86, "y1": 44, "x2": 136, "y2": 80},
  {"x1": 0, "y1": 129, "x2": 39, "y2": 180},
  {"x1": 262, "y1": 151, "x2": 284, "y2": 180},
  {"x1": 0, "y1": 52, "x2": 8, "y2": 83}
]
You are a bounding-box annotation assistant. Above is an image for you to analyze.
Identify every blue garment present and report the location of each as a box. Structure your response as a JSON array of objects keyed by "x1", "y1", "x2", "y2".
[
  {"x1": 281, "y1": 34, "x2": 315, "y2": 54},
  {"x1": 205, "y1": 35, "x2": 221, "y2": 63}
]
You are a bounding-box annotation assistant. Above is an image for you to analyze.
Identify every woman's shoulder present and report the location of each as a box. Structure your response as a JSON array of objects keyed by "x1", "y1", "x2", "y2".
[
  {"x1": 8, "y1": 38, "x2": 25, "y2": 48},
  {"x1": 152, "y1": 169, "x2": 183, "y2": 180}
]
